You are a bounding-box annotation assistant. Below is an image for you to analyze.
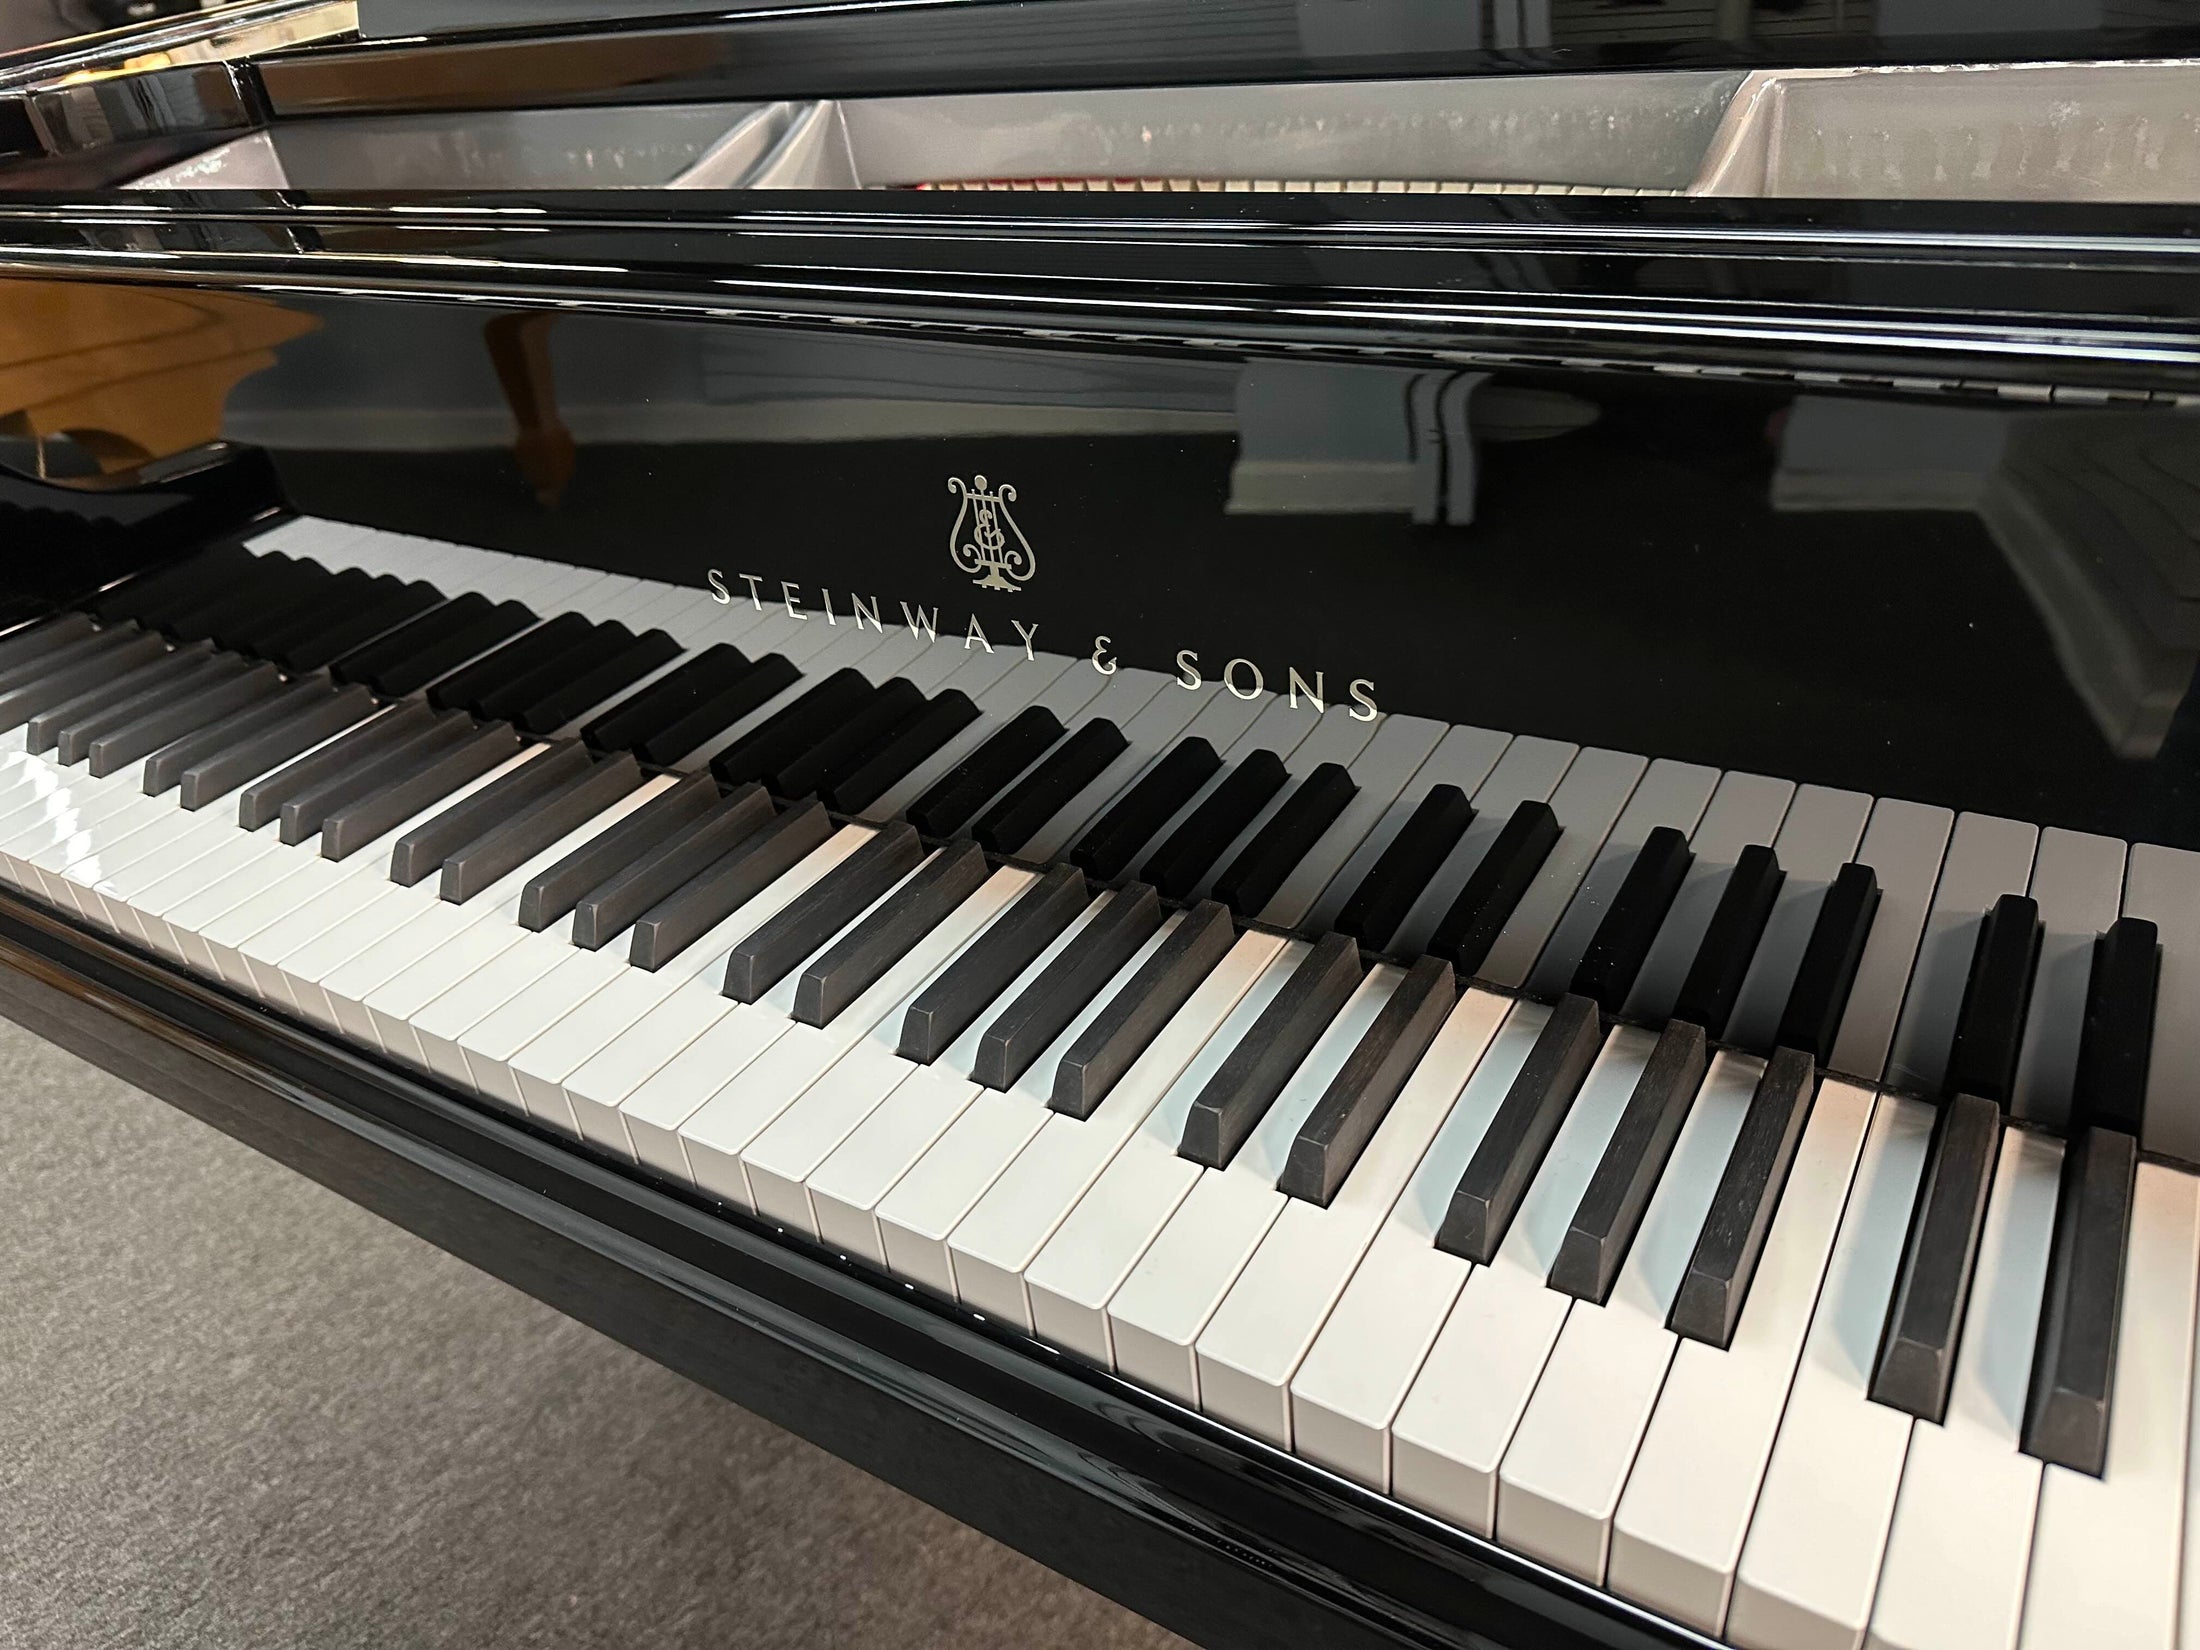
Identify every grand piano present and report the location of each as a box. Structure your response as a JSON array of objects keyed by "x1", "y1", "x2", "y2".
[{"x1": 1, "y1": 5, "x2": 2198, "y2": 1647}]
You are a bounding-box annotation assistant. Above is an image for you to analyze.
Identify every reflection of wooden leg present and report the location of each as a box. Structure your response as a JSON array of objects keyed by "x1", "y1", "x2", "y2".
[{"x1": 484, "y1": 312, "x2": 575, "y2": 507}]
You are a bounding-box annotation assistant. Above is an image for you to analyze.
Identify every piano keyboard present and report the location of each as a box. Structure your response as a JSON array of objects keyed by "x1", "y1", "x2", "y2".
[{"x1": 5, "y1": 514, "x2": 2199, "y2": 1650}]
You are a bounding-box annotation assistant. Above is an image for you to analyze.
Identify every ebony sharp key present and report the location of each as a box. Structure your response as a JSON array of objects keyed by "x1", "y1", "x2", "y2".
[
  {"x1": 1052, "y1": 899, "x2": 1235, "y2": 1121},
  {"x1": 723, "y1": 821, "x2": 924, "y2": 1002},
  {"x1": 242, "y1": 568, "x2": 385, "y2": 661},
  {"x1": 1570, "y1": 825, "x2": 1695, "y2": 1015},
  {"x1": 1550, "y1": 1019, "x2": 1710, "y2": 1304},
  {"x1": 387, "y1": 739, "x2": 593, "y2": 886},
  {"x1": 55, "y1": 652, "x2": 257, "y2": 767},
  {"x1": 1179, "y1": 933, "x2": 1362, "y2": 1170},
  {"x1": 0, "y1": 622, "x2": 147, "y2": 698},
  {"x1": 570, "y1": 783, "x2": 776, "y2": 949},
  {"x1": 1945, "y1": 893, "x2": 2043, "y2": 1105},
  {"x1": 1434, "y1": 991, "x2": 1604, "y2": 1262},
  {"x1": 0, "y1": 612, "x2": 92, "y2": 674},
  {"x1": 1667, "y1": 1045, "x2": 1817, "y2": 1348},
  {"x1": 1670, "y1": 843, "x2": 1784, "y2": 1039},
  {"x1": 1069, "y1": 738, "x2": 1222, "y2": 883},
  {"x1": 820, "y1": 691, "x2": 980, "y2": 814},
  {"x1": 516, "y1": 769, "x2": 718, "y2": 931},
  {"x1": 509, "y1": 628, "x2": 683, "y2": 736},
  {"x1": 276, "y1": 714, "x2": 476, "y2": 845},
  {"x1": 1139, "y1": 749, "x2": 1289, "y2": 902},
  {"x1": 93, "y1": 545, "x2": 249, "y2": 627},
  {"x1": 426, "y1": 611, "x2": 592, "y2": 713},
  {"x1": 972, "y1": 720, "x2": 1128, "y2": 856},
  {"x1": 767, "y1": 677, "x2": 926, "y2": 799},
  {"x1": 898, "y1": 862, "x2": 1092, "y2": 1063},
  {"x1": 474, "y1": 621, "x2": 638, "y2": 724},
  {"x1": 334, "y1": 594, "x2": 534, "y2": 695},
  {"x1": 1773, "y1": 860, "x2": 1881, "y2": 1065},
  {"x1": 85, "y1": 661, "x2": 282, "y2": 777},
  {"x1": 1278, "y1": 954, "x2": 1456, "y2": 1207},
  {"x1": 166, "y1": 558, "x2": 325, "y2": 650},
  {"x1": 166, "y1": 685, "x2": 374, "y2": 806},
  {"x1": 320, "y1": 723, "x2": 523, "y2": 860},
  {"x1": 905, "y1": 705, "x2": 1062, "y2": 838},
  {"x1": 230, "y1": 701, "x2": 438, "y2": 827},
  {"x1": 1426, "y1": 798, "x2": 1562, "y2": 977},
  {"x1": 2021, "y1": 917, "x2": 2158, "y2": 1476},
  {"x1": 792, "y1": 838, "x2": 988, "y2": 1026},
  {"x1": 972, "y1": 881, "x2": 1163, "y2": 1090},
  {"x1": 629, "y1": 798, "x2": 833, "y2": 971},
  {"x1": 279, "y1": 579, "x2": 443, "y2": 671},
  {"x1": 440, "y1": 754, "x2": 642, "y2": 905},
  {"x1": 708, "y1": 668, "x2": 874, "y2": 788},
  {"x1": 1212, "y1": 762, "x2": 1358, "y2": 917},
  {"x1": 1870, "y1": 1089, "x2": 2003, "y2": 1421},
  {"x1": 0, "y1": 628, "x2": 166, "y2": 728},
  {"x1": 579, "y1": 643, "x2": 749, "y2": 752},
  {"x1": 33, "y1": 643, "x2": 223, "y2": 756},
  {"x1": 631, "y1": 653, "x2": 801, "y2": 767},
  {"x1": 1334, "y1": 784, "x2": 1474, "y2": 951}
]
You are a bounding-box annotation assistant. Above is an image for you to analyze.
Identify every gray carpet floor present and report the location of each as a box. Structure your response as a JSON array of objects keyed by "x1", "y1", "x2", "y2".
[{"x1": 0, "y1": 1020, "x2": 1191, "y2": 1650}]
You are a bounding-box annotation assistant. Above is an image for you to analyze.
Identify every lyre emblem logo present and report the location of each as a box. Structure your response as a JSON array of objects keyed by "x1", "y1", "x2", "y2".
[{"x1": 947, "y1": 474, "x2": 1035, "y2": 592}]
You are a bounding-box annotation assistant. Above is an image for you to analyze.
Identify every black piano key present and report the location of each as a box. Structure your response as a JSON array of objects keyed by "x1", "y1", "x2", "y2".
[
  {"x1": 56, "y1": 652, "x2": 256, "y2": 767},
  {"x1": 1773, "y1": 860, "x2": 1881, "y2": 1065},
  {"x1": 0, "y1": 628, "x2": 166, "y2": 728},
  {"x1": 225, "y1": 699, "x2": 435, "y2": 824},
  {"x1": 629, "y1": 797, "x2": 833, "y2": 971},
  {"x1": 1140, "y1": 749, "x2": 1289, "y2": 902},
  {"x1": 820, "y1": 690, "x2": 980, "y2": 814},
  {"x1": 387, "y1": 739, "x2": 594, "y2": 887},
  {"x1": 1427, "y1": 799, "x2": 1562, "y2": 978},
  {"x1": 971, "y1": 720, "x2": 1128, "y2": 856},
  {"x1": 1334, "y1": 784, "x2": 1474, "y2": 951},
  {"x1": 1570, "y1": 824, "x2": 1694, "y2": 1014},
  {"x1": 1944, "y1": 893, "x2": 2042, "y2": 1104},
  {"x1": 1069, "y1": 738, "x2": 1222, "y2": 884},
  {"x1": 440, "y1": 754, "x2": 643, "y2": 905},
  {"x1": 972, "y1": 880, "x2": 1164, "y2": 1090},
  {"x1": 1670, "y1": 843, "x2": 1785, "y2": 1040},
  {"x1": 279, "y1": 578, "x2": 444, "y2": 672},
  {"x1": 2073, "y1": 917, "x2": 2159, "y2": 1137},
  {"x1": 0, "y1": 597, "x2": 51, "y2": 639},
  {"x1": 162, "y1": 556, "x2": 321, "y2": 649},
  {"x1": 1434, "y1": 991, "x2": 1604, "y2": 1263},
  {"x1": 516, "y1": 769, "x2": 718, "y2": 931},
  {"x1": 767, "y1": 677, "x2": 926, "y2": 799},
  {"x1": 85, "y1": 661, "x2": 282, "y2": 778},
  {"x1": 474, "y1": 621, "x2": 639, "y2": 725},
  {"x1": 1179, "y1": 932, "x2": 1362, "y2": 1170},
  {"x1": 145, "y1": 677, "x2": 350, "y2": 797},
  {"x1": 332, "y1": 593, "x2": 533, "y2": 695},
  {"x1": 276, "y1": 714, "x2": 474, "y2": 845},
  {"x1": 26, "y1": 641, "x2": 216, "y2": 753},
  {"x1": 1277, "y1": 954, "x2": 1456, "y2": 1208},
  {"x1": 2022, "y1": 1122, "x2": 2136, "y2": 1476},
  {"x1": 92, "y1": 544, "x2": 251, "y2": 628},
  {"x1": 724, "y1": 821, "x2": 923, "y2": 1003},
  {"x1": 579, "y1": 642, "x2": 749, "y2": 752},
  {"x1": 320, "y1": 722, "x2": 523, "y2": 860},
  {"x1": 0, "y1": 611, "x2": 94, "y2": 674},
  {"x1": 230, "y1": 566, "x2": 379, "y2": 659},
  {"x1": 1870, "y1": 1089, "x2": 2003, "y2": 1422},
  {"x1": 426, "y1": 611, "x2": 591, "y2": 713},
  {"x1": 570, "y1": 782, "x2": 775, "y2": 949},
  {"x1": 708, "y1": 668, "x2": 874, "y2": 789},
  {"x1": 1212, "y1": 762, "x2": 1358, "y2": 918},
  {"x1": 509, "y1": 628, "x2": 684, "y2": 737},
  {"x1": 631, "y1": 654, "x2": 801, "y2": 767},
  {"x1": 1051, "y1": 899, "x2": 1235, "y2": 1121},
  {"x1": 898, "y1": 862, "x2": 1092, "y2": 1064},
  {"x1": 1549, "y1": 1019, "x2": 1710, "y2": 1304},
  {"x1": 1667, "y1": 1044, "x2": 1816, "y2": 1348},
  {"x1": 791, "y1": 837, "x2": 988, "y2": 1025},
  {"x1": 905, "y1": 705, "x2": 1062, "y2": 838},
  {"x1": 0, "y1": 623, "x2": 146, "y2": 702}
]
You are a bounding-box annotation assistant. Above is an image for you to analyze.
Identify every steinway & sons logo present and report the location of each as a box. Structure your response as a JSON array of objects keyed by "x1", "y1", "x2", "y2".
[{"x1": 947, "y1": 474, "x2": 1034, "y2": 592}]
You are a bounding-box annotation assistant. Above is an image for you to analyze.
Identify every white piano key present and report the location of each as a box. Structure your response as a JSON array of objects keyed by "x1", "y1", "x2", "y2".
[
  {"x1": 2119, "y1": 843, "x2": 2200, "y2": 1159},
  {"x1": 1725, "y1": 785, "x2": 1874, "y2": 1053},
  {"x1": 1526, "y1": 756, "x2": 1719, "y2": 999},
  {"x1": 2010, "y1": 827, "x2": 2126, "y2": 1131},
  {"x1": 441, "y1": 944, "x2": 635, "y2": 1106},
  {"x1": 1726, "y1": 1093, "x2": 1934, "y2": 1650},
  {"x1": 1106, "y1": 966, "x2": 1401, "y2": 1404},
  {"x1": 1622, "y1": 771, "x2": 1796, "y2": 1025},
  {"x1": 1390, "y1": 735, "x2": 1578, "y2": 959},
  {"x1": 947, "y1": 929, "x2": 1289, "y2": 1329},
  {"x1": 1827, "y1": 798, "x2": 1954, "y2": 1086},
  {"x1": 1259, "y1": 712, "x2": 1447, "y2": 931},
  {"x1": 1022, "y1": 941, "x2": 1308, "y2": 1365},
  {"x1": 2018, "y1": 1161, "x2": 2196, "y2": 1650},
  {"x1": 1493, "y1": 1045, "x2": 1759, "y2": 1583},
  {"x1": 1605, "y1": 1077, "x2": 1874, "y2": 1635},
  {"x1": 1864, "y1": 1124, "x2": 2061, "y2": 1650},
  {"x1": 1385, "y1": 1022, "x2": 1656, "y2": 1533},
  {"x1": 1885, "y1": 812, "x2": 2039, "y2": 1097}
]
